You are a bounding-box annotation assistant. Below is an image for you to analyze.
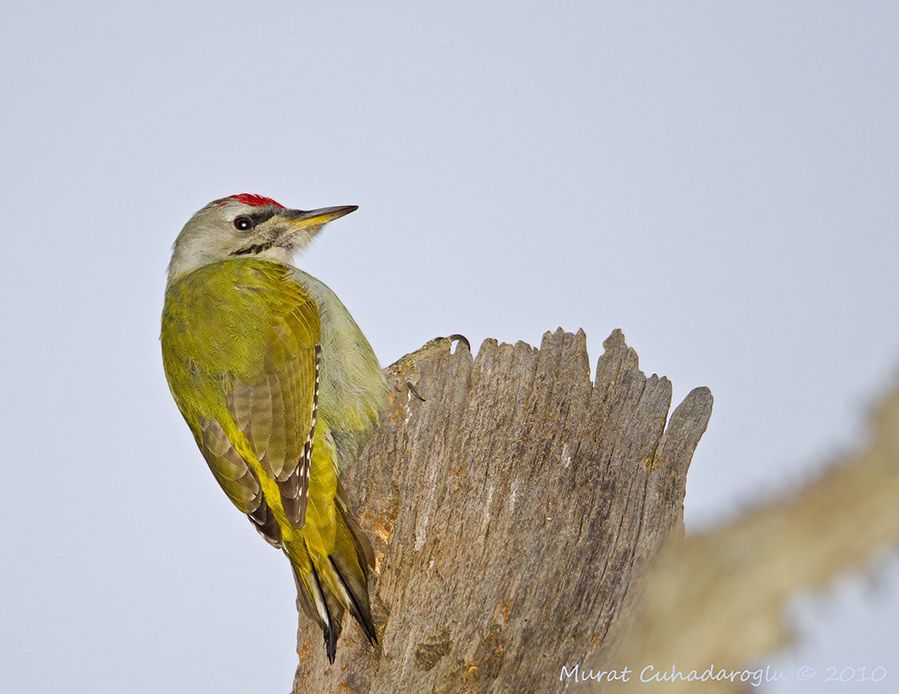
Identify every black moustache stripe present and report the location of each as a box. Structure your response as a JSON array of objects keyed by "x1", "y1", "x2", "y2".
[{"x1": 231, "y1": 241, "x2": 275, "y2": 256}]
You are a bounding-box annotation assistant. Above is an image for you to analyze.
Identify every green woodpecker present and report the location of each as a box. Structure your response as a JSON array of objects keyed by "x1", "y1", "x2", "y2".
[{"x1": 161, "y1": 193, "x2": 385, "y2": 663}]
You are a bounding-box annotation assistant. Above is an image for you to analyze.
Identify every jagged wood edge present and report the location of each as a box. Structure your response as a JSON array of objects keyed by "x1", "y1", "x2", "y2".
[{"x1": 292, "y1": 328, "x2": 713, "y2": 693}]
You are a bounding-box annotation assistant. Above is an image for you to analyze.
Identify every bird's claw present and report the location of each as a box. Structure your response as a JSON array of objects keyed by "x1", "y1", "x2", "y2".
[
  {"x1": 384, "y1": 333, "x2": 470, "y2": 406},
  {"x1": 445, "y1": 334, "x2": 471, "y2": 352},
  {"x1": 406, "y1": 380, "x2": 425, "y2": 402}
]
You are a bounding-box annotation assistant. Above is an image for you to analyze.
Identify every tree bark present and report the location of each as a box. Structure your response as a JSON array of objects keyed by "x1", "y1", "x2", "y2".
[{"x1": 292, "y1": 328, "x2": 713, "y2": 692}]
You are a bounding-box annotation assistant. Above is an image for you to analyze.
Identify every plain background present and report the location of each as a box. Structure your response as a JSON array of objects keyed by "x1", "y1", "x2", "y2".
[{"x1": 1, "y1": 2, "x2": 897, "y2": 692}]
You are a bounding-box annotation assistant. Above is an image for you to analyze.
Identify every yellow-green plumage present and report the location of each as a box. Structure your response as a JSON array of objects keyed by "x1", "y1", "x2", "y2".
[{"x1": 161, "y1": 257, "x2": 384, "y2": 661}]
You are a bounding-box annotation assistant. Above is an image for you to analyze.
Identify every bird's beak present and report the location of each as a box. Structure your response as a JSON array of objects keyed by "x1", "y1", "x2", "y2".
[{"x1": 281, "y1": 205, "x2": 358, "y2": 229}]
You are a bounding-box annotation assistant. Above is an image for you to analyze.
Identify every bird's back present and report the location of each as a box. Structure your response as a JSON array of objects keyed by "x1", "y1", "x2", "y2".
[
  {"x1": 289, "y1": 267, "x2": 387, "y2": 462},
  {"x1": 161, "y1": 257, "x2": 384, "y2": 660}
]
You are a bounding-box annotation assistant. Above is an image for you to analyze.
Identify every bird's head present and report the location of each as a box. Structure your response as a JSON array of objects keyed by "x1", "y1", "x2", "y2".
[{"x1": 167, "y1": 193, "x2": 357, "y2": 282}]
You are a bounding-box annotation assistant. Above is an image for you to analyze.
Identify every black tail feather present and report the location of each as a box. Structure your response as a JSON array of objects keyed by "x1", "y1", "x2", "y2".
[
  {"x1": 289, "y1": 502, "x2": 376, "y2": 662},
  {"x1": 292, "y1": 560, "x2": 342, "y2": 664},
  {"x1": 310, "y1": 562, "x2": 342, "y2": 664},
  {"x1": 329, "y1": 556, "x2": 377, "y2": 645}
]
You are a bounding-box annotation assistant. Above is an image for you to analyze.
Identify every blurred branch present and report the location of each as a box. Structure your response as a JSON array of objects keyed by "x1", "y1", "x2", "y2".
[{"x1": 601, "y1": 381, "x2": 899, "y2": 692}]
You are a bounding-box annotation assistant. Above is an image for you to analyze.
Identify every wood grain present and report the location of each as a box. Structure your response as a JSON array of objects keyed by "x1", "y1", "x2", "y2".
[{"x1": 293, "y1": 328, "x2": 712, "y2": 692}]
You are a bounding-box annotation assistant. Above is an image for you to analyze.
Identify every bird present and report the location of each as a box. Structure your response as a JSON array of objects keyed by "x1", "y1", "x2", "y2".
[{"x1": 160, "y1": 193, "x2": 386, "y2": 663}]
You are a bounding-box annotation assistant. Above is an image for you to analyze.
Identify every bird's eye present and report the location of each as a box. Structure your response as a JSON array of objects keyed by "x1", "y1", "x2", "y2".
[{"x1": 233, "y1": 216, "x2": 254, "y2": 231}]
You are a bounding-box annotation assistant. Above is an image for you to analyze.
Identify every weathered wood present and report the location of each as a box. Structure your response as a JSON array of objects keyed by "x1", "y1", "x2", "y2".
[{"x1": 292, "y1": 328, "x2": 713, "y2": 693}]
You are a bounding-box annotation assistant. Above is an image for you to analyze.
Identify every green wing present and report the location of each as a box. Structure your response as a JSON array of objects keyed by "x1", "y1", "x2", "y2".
[{"x1": 162, "y1": 259, "x2": 322, "y2": 537}]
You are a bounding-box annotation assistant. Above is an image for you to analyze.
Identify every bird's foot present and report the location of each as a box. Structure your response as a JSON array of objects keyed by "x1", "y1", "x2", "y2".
[{"x1": 385, "y1": 334, "x2": 470, "y2": 403}]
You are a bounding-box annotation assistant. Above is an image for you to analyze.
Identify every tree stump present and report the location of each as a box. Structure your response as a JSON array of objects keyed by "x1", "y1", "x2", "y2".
[{"x1": 293, "y1": 328, "x2": 713, "y2": 692}]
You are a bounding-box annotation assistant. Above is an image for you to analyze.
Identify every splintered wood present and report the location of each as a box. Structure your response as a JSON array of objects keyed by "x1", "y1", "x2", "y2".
[{"x1": 294, "y1": 329, "x2": 713, "y2": 693}]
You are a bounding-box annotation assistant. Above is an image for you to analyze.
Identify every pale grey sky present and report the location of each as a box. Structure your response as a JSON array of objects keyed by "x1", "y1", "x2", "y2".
[{"x1": 1, "y1": 2, "x2": 897, "y2": 693}]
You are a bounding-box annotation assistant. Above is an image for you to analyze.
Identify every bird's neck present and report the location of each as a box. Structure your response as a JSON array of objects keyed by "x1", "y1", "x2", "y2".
[{"x1": 167, "y1": 245, "x2": 297, "y2": 287}]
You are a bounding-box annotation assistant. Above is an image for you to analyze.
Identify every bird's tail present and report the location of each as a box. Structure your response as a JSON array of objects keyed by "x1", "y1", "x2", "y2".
[{"x1": 290, "y1": 499, "x2": 376, "y2": 663}]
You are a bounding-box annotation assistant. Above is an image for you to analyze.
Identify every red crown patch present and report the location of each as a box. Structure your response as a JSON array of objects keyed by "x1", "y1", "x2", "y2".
[{"x1": 227, "y1": 193, "x2": 285, "y2": 208}]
